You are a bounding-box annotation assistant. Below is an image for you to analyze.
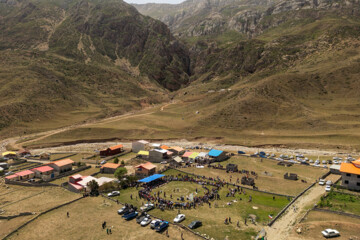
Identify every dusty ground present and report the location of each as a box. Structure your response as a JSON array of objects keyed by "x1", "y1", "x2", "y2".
[{"x1": 6, "y1": 197, "x2": 200, "y2": 240}]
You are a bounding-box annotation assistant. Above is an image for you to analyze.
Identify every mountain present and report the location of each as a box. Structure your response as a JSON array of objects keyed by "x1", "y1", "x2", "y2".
[{"x1": 0, "y1": 0, "x2": 190, "y2": 136}]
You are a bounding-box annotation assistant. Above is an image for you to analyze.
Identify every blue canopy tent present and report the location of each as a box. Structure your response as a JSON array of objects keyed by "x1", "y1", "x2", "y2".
[
  {"x1": 138, "y1": 174, "x2": 165, "y2": 183},
  {"x1": 208, "y1": 149, "x2": 223, "y2": 157}
]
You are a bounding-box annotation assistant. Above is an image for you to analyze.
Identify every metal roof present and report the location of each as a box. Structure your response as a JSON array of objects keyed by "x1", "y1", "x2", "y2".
[
  {"x1": 138, "y1": 174, "x2": 165, "y2": 183},
  {"x1": 208, "y1": 149, "x2": 223, "y2": 157}
]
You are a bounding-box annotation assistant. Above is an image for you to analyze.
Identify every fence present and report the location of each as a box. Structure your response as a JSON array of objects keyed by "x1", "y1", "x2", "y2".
[
  {"x1": 0, "y1": 212, "x2": 33, "y2": 220},
  {"x1": 268, "y1": 182, "x2": 316, "y2": 226},
  {"x1": 2, "y1": 196, "x2": 84, "y2": 240}
]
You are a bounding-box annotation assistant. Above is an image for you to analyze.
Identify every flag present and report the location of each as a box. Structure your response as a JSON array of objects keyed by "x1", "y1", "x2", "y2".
[{"x1": 268, "y1": 215, "x2": 273, "y2": 219}]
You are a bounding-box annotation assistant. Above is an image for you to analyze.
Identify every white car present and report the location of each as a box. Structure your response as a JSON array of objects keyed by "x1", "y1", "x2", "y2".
[
  {"x1": 309, "y1": 160, "x2": 314, "y2": 163},
  {"x1": 140, "y1": 203, "x2": 155, "y2": 211},
  {"x1": 333, "y1": 160, "x2": 338, "y2": 164},
  {"x1": 140, "y1": 217, "x2": 152, "y2": 226},
  {"x1": 326, "y1": 180, "x2": 333, "y2": 186},
  {"x1": 150, "y1": 219, "x2": 161, "y2": 229},
  {"x1": 325, "y1": 186, "x2": 331, "y2": 192},
  {"x1": 322, "y1": 160, "x2": 327, "y2": 164},
  {"x1": 319, "y1": 179, "x2": 325, "y2": 185},
  {"x1": 321, "y1": 229, "x2": 340, "y2": 238},
  {"x1": 107, "y1": 191, "x2": 120, "y2": 197},
  {"x1": 173, "y1": 214, "x2": 185, "y2": 223},
  {"x1": 100, "y1": 160, "x2": 106, "y2": 165}
]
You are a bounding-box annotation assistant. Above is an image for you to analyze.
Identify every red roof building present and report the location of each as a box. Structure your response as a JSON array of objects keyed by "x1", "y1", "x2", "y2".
[{"x1": 100, "y1": 144, "x2": 124, "y2": 157}]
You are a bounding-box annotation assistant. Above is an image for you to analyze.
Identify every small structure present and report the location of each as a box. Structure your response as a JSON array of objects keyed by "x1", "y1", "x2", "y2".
[
  {"x1": 151, "y1": 143, "x2": 161, "y2": 149},
  {"x1": 100, "y1": 163, "x2": 121, "y2": 174},
  {"x1": 31, "y1": 166, "x2": 56, "y2": 181},
  {"x1": 198, "y1": 152, "x2": 209, "y2": 159},
  {"x1": 47, "y1": 158, "x2": 74, "y2": 173},
  {"x1": 170, "y1": 156, "x2": 183, "y2": 167},
  {"x1": 135, "y1": 162, "x2": 156, "y2": 178},
  {"x1": 68, "y1": 174, "x2": 115, "y2": 193},
  {"x1": 149, "y1": 149, "x2": 167, "y2": 163},
  {"x1": 284, "y1": 172, "x2": 298, "y2": 181},
  {"x1": 226, "y1": 163, "x2": 238, "y2": 172},
  {"x1": 330, "y1": 164, "x2": 341, "y2": 175},
  {"x1": 189, "y1": 152, "x2": 200, "y2": 161},
  {"x1": 160, "y1": 145, "x2": 170, "y2": 150},
  {"x1": 340, "y1": 160, "x2": 360, "y2": 191},
  {"x1": 5, "y1": 174, "x2": 20, "y2": 183},
  {"x1": 40, "y1": 152, "x2": 50, "y2": 160},
  {"x1": 15, "y1": 170, "x2": 35, "y2": 181},
  {"x1": 137, "y1": 150, "x2": 149, "y2": 159},
  {"x1": 18, "y1": 149, "x2": 31, "y2": 157},
  {"x1": 100, "y1": 144, "x2": 124, "y2": 157},
  {"x1": 241, "y1": 176, "x2": 255, "y2": 186},
  {"x1": 168, "y1": 146, "x2": 184, "y2": 155},
  {"x1": 208, "y1": 149, "x2": 228, "y2": 162},
  {"x1": 182, "y1": 151, "x2": 193, "y2": 161},
  {"x1": 132, "y1": 140, "x2": 149, "y2": 153},
  {"x1": 2, "y1": 151, "x2": 17, "y2": 159}
]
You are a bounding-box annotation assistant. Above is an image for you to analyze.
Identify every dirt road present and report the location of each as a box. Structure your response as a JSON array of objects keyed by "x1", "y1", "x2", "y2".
[{"x1": 265, "y1": 174, "x2": 341, "y2": 240}]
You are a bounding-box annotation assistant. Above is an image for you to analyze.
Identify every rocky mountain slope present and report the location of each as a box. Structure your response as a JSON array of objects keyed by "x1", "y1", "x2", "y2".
[{"x1": 0, "y1": 0, "x2": 190, "y2": 136}]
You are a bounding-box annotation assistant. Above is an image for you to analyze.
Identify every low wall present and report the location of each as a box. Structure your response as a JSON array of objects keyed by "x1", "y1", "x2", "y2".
[
  {"x1": 312, "y1": 207, "x2": 360, "y2": 220},
  {"x1": 6, "y1": 181, "x2": 58, "y2": 187},
  {"x1": 0, "y1": 212, "x2": 33, "y2": 220}
]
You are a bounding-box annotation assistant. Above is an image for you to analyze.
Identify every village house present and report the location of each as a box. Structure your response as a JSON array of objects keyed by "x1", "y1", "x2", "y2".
[
  {"x1": 5, "y1": 174, "x2": 20, "y2": 183},
  {"x1": 168, "y1": 146, "x2": 184, "y2": 155},
  {"x1": 47, "y1": 158, "x2": 74, "y2": 173},
  {"x1": 31, "y1": 166, "x2": 57, "y2": 181},
  {"x1": 170, "y1": 156, "x2": 183, "y2": 167},
  {"x1": 100, "y1": 144, "x2": 124, "y2": 157},
  {"x1": 208, "y1": 149, "x2": 228, "y2": 162},
  {"x1": 182, "y1": 151, "x2": 193, "y2": 161},
  {"x1": 101, "y1": 162, "x2": 121, "y2": 174},
  {"x1": 149, "y1": 149, "x2": 167, "y2": 163},
  {"x1": 2, "y1": 151, "x2": 17, "y2": 159},
  {"x1": 18, "y1": 149, "x2": 31, "y2": 157},
  {"x1": 15, "y1": 170, "x2": 35, "y2": 181},
  {"x1": 137, "y1": 150, "x2": 149, "y2": 159},
  {"x1": 340, "y1": 160, "x2": 360, "y2": 191},
  {"x1": 68, "y1": 174, "x2": 115, "y2": 193},
  {"x1": 135, "y1": 162, "x2": 156, "y2": 178},
  {"x1": 132, "y1": 140, "x2": 149, "y2": 153}
]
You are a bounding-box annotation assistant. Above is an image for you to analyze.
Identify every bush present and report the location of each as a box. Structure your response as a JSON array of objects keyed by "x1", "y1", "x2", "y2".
[{"x1": 114, "y1": 158, "x2": 119, "y2": 164}]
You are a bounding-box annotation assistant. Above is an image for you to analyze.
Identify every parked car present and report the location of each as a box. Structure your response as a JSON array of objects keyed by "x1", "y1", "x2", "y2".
[
  {"x1": 301, "y1": 161, "x2": 310, "y2": 165},
  {"x1": 150, "y1": 219, "x2": 162, "y2": 229},
  {"x1": 173, "y1": 214, "x2": 185, "y2": 223},
  {"x1": 107, "y1": 191, "x2": 120, "y2": 197},
  {"x1": 136, "y1": 213, "x2": 149, "y2": 224},
  {"x1": 188, "y1": 220, "x2": 202, "y2": 229},
  {"x1": 322, "y1": 160, "x2": 327, "y2": 164},
  {"x1": 333, "y1": 160, "x2": 339, "y2": 164},
  {"x1": 140, "y1": 217, "x2": 152, "y2": 226},
  {"x1": 309, "y1": 160, "x2": 314, "y2": 163},
  {"x1": 326, "y1": 180, "x2": 333, "y2": 186},
  {"x1": 325, "y1": 186, "x2": 331, "y2": 192},
  {"x1": 100, "y1": 160, "x2": 106, "y2": 165},
  {"x1": 5, "y1": 171, "x2": 13, "y2": 176},
  {"x1": 321, "y1": 229, "x2": 340, "y2": 238},
  {"x1": 140, "y1": 203, "x2": 154, "y2": 211},
  {"x1": 155, "y1": 221, "x2": 169, "y2": 232},
  {"x1": 117, "y1": 206, "x2": 129, "y2": 215},
  {"x1": 327, "y1": 160, "x2": 333, "y2": 164},
  {"x1": 160, "y1": 161, "x2": 168, "y2": 164},
  {"x1": 122, "y1": 211, "x2": 138, "y2": 220},
  {"x1": 319, "y1": 179, "x2": 325, "y2": 185}
]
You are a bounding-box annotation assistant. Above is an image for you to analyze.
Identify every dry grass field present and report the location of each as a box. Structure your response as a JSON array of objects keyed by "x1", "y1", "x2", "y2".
[
  {"x1": 179, "y1": 156, "x2": 327, "y2": 196},
  {"x1": 0, "y1": 185, "x2": 79, "y2": 239},
  {"x1": 6, "y1": 197, "x2": 200, "y2": 240},
  {"x1": 292, "y1": 210, "x2": 360, "y2": 240}
]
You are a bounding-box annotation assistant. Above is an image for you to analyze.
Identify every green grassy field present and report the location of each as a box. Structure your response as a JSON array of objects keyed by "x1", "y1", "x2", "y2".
[
  {"x1": 320, "y1": 191, "x2": 360, "y2": 215},
  {"x1": 110, "y1": 169, "x2": 291, "y2": 240}
]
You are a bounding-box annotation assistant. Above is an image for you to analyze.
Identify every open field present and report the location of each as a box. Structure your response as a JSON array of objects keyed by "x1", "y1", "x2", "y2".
[
  {"x1": 6, "y1": 197, "x2": 200, "y2": 240},
  {"x1": 319, "y1": 191, "x2": 360, "y2": 215},
  {"x1": 179, "y1": 156, "x2": 327, "y2": 196},
  {"x1": 292, "y1": 210, "x2": 360, "y2": 240},
  {"x1": 0, "y1": 185, "x2": 79, "y2": 239},
  {"x1": 111, "y1": 169, "x2": 291, "y2": 240}
]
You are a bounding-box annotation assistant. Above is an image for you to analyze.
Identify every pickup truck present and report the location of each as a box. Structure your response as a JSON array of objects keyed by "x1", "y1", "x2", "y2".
[
  {"x1": 122, "y1": 211, "x2": 138, "y2": 220},
  {"x1": 155, "y1": 221, "x2": 169, "y2": 232}
]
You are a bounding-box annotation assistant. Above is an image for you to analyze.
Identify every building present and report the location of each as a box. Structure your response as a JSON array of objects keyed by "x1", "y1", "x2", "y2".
[
  {"x1": 5, "y1": 174, "x2": 19, "y2": 183},
  {"x1": 137, "y1": 151, "x2": 149, "y2": 159},
  {"x1": 168, "y1": 146, "x2": 184, "y2": 155},
  {"x1": 47, "y1": 158, "x2": 74, "y2": 173},
  {"x1": 68, "y1": 174, "x2": 115, "y2": 193},
  {"x1": 15, "y1": 170, "x2": 35, "y2": 181},
  {"x1": 18, "y1": 149, "x2": 31, "y2": 157},
  {"x1": 151, "y1": 143, "x2": 161, "y2": 149},
  {"x1": 208, "y1": 149, "x2": 228, "y2": 162},
  {"x1": 340, "y1": 160, "x2": 360, "y2": 191},
  {"x1": 149, "y1": 149, "x2": 167, "y2": 163},
  {"x1": 135, "y1": 162, "x2": 156, "y2": 178},
  {"x1": 100, "y1": 144, "x2": 124, "y2": 157},
  {"x1": 226, "y1": 164, "x2": 238, "y2": 172},
  {"x1": 101, "y1": 163, "x2": 121, "y2": 174},
  {"x1": 189, "y1": 152, "x2": 200, "y2": 161},
  {"x1": 2, "y1": 151, "x2": 17, "y2": 159},
  {"x1": 170, "y1": 156, "x2": 183, "y2": 167},
  {"x1": 132, "y1": 140, "x2": 149, "y2": 153},
  {"x1": 160, "y1": 145, "x2": 170, "y2": 150},
  {"x1": 40, "y1": 152, "x2": 50, "y2": 160},
  {"x1": 182, "y1": 151, "x2": 193, "y2": 161},
  {"x1": 31, "y1": 166, "x2": 57, "y2": 181},
  {"x1": 330, "y1": 164, "x2": 341, "y2": 175}
]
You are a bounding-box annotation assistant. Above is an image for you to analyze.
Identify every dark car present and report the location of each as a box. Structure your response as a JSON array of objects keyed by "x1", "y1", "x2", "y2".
[
  {"x1": 300, "y1": 161, "x2": 310, "y2": 165},
  {"x1": 188, "y1": 220, "x2": 202, "y2": 229},
  {"x1": 155, "y1": 221, "x2": 169, "y2": 232},
  {"x1": 122, "y1": 211, "x2": 138, "y2": 220},
  {"x1": 136, "y1": 213, "x2": 148, "y2": 224}
]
